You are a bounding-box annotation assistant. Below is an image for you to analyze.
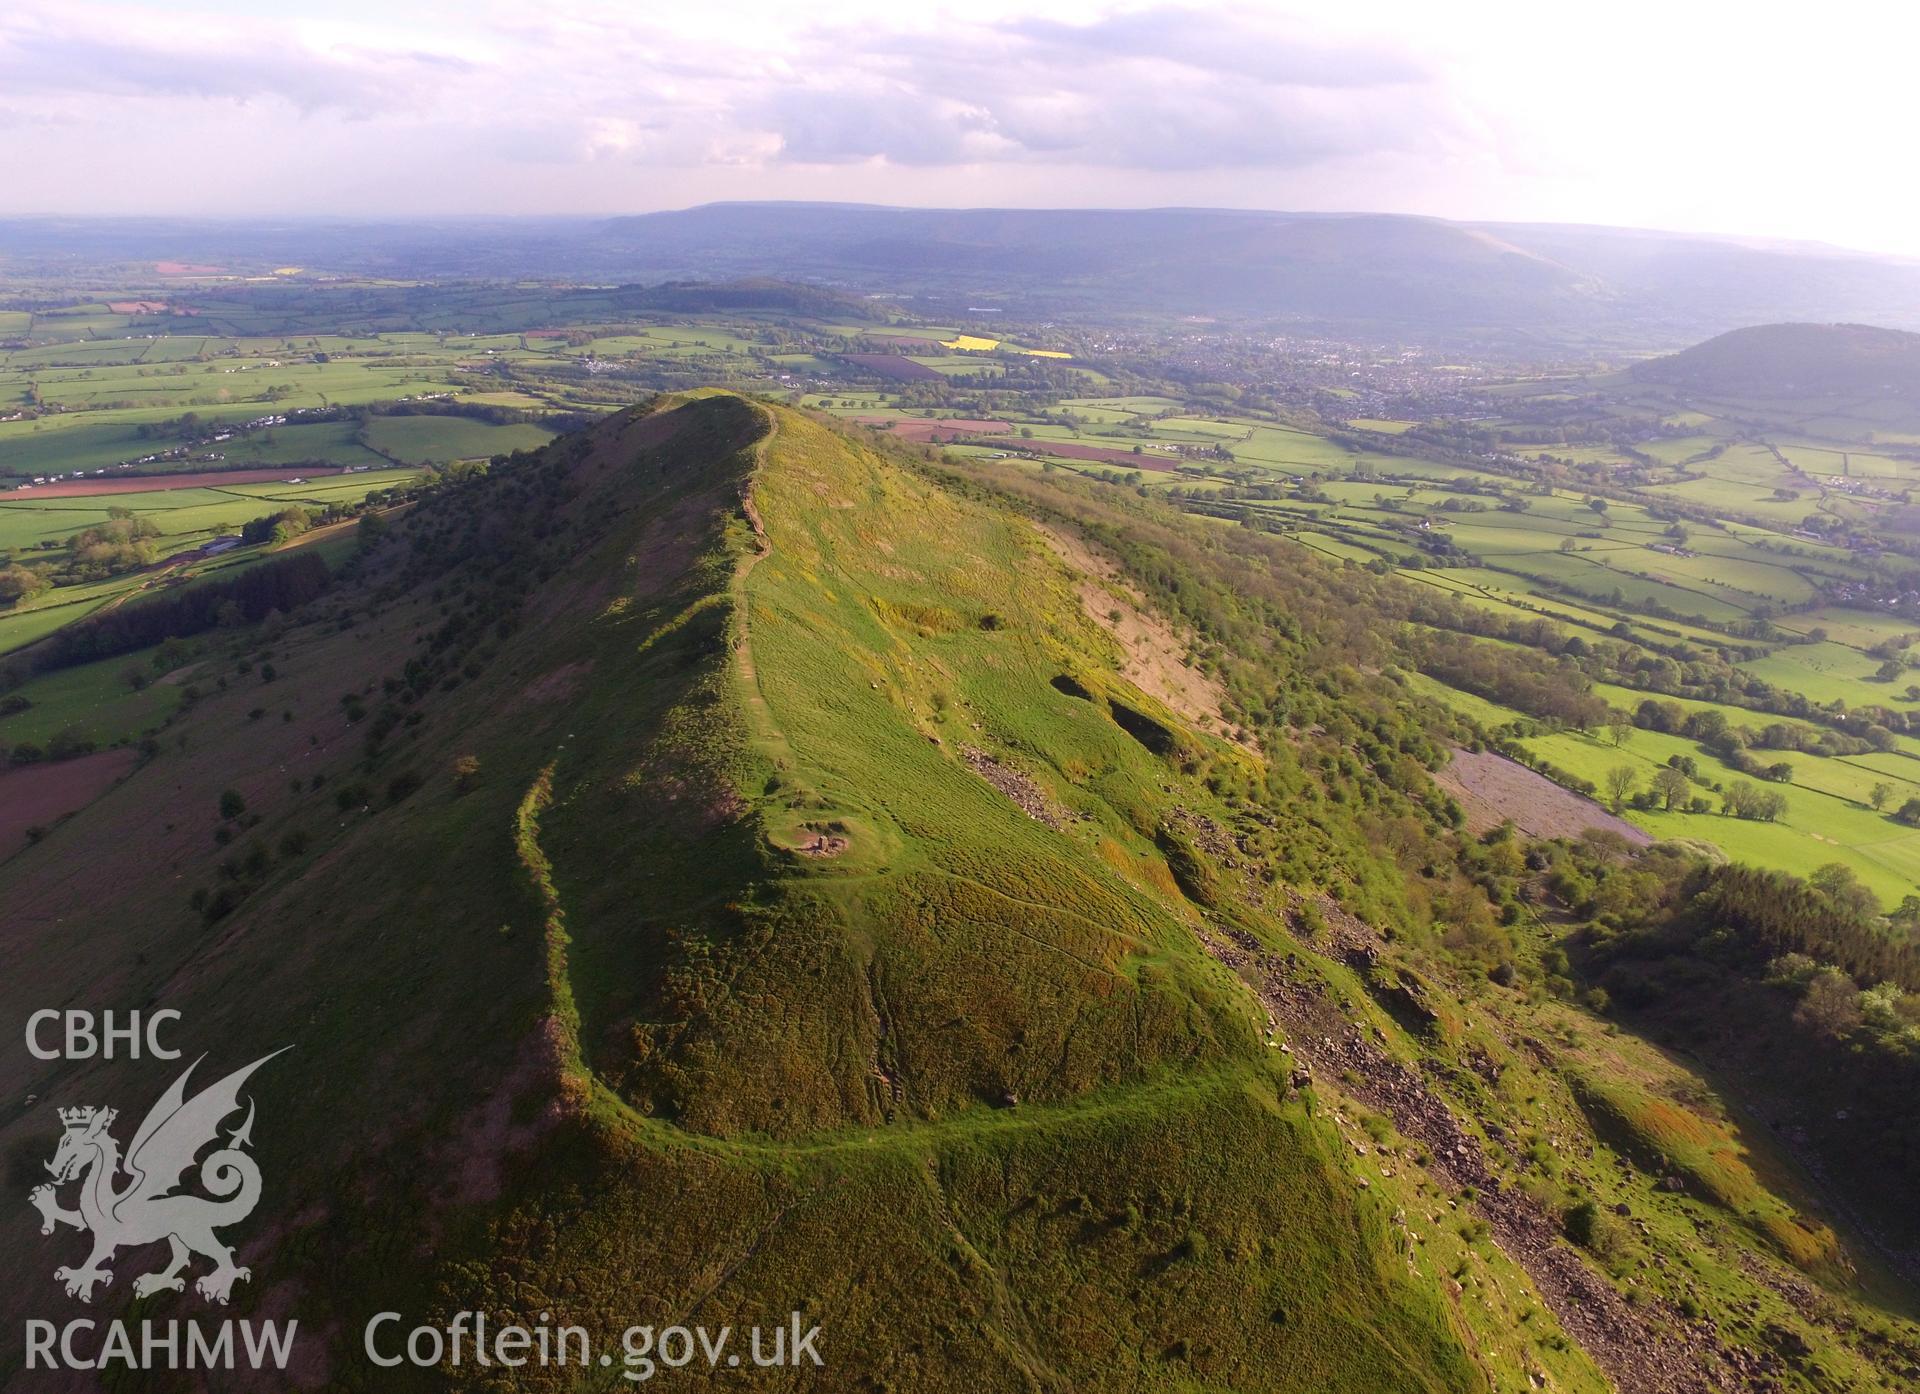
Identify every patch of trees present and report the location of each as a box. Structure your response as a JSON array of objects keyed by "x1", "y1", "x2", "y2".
[
  {"x1": 1554, "y1": 843, "x2": 1920, "y2": 1240},
  {"x1": 367, "y1": 398, "x2": 569, "y2": 429},
  {"x1": 134, "y1": 411, "x2": 210, "y2": 441},
  {"x1": 0, "y1": 563, "x2": 50, "y2": 605},
  {"x1": 1620, "y1": 862, "x2": 1920, "y2": 995},
  {"x1": 1408, "y1": 635, "x2": 1610, "y2": 730},
  {"x1": 240, "y1": 507, "x2": 313, "y2": 546},
  {"x1": 1633, "y1": 696, "x2": 1897, "y2": 768},
  {"x1": 9, "y1": 726, "x2": 99, "y2": 765},
  {"x1": 1582, "y1": 856, "x2": 1912, "y2": 1013},
  {"x1": 1719, "y1": 779, "x2": 1788, "y2": 820},
  {"x1": 31, "y1": 553, "x2": 330, "y2": 672},
  {"x1": 63, "y1": 510, "x2": 161, "y2": 581}
]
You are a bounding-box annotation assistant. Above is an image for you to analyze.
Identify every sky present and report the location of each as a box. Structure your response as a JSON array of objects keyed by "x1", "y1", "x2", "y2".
[{"x1": 2, "y1": 0, "x2": 1917, "y2": 256}]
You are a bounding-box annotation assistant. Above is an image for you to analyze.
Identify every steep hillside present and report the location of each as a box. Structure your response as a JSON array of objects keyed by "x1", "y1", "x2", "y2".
[
  {"x1": 5, "y1": 396, "x2": 1915, "y2": 1390},
  {"x1": 1632, "y1": 321, "x2": 1920, "y2": 397},
  {"x1": 0, "y1": 397, "x2": 1509, "y2": 1389}
]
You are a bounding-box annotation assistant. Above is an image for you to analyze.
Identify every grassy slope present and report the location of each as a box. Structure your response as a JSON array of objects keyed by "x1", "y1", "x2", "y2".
[
  {"x1": 431, "y1": 402, "x2": 1920, "y2": 1391},
  {"x1": 0, "y1": 397, "x2": 1512, "y2": 1391},
  {"x1": 7, "y1": 396, "x2": 1911, "y2": 1389},
  {"x1": 492, "y1": 400, "x2": 1502, "y2": 1391}
]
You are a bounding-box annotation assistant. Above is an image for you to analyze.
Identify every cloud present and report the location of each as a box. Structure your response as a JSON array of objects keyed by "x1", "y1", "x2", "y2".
[
  {"x1": 758, "y1": 89, "x2": 1005, "y2": 166},
  {"x1": 0, "y1": 0, "x2": 1910, "y2": 254},
  {"x1": 0, "y1": 7, "x2": 474, "y2": 116},
  {"x1": 740, "y1": 7, "x2": 1458, "y2": 170},
  {"x1": 1005, "y1": 9, "x2": 1430, "y2": 89},
  {"x1": 0, "y1": 2, "x2": 1461, "y2": 187}
]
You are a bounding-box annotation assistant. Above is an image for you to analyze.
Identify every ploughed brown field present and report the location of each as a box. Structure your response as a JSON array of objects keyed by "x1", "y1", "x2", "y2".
[
  {"x1": 1434, "y1": 748, "x2": 1652, "y2": 844},
  {"x1": 4, "y1": 467, "x2": 339, "y2": 498},
  {"x1": 854, "y1": 416, "x2": 1012, "y2": 441},
  {"x1": 1026, "y1": 440, "x2": 1184, "y2": 469}
]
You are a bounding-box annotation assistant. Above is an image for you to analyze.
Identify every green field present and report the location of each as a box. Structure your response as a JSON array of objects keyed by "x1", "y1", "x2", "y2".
[
  {"x1": 0, "y1": 652, "x2": 185, "y2": 747},
  {"x1": 8, "y1": 281, "x2": 1920, "y2": 925},
  {"x1": 363, "y1": 416, "x2": 554, "y2": 462},
  {"x1": 0, "y1": 468, "x2": 420, "y2": 552},
  {"x1": 0, "y1": 469, "x2": 422, "y2": 654},
  {"x1": 1517, "y1": 725, "x2": 1920, "y2": 904},
  {"x1": 1738, "y1": 641, "x2": 1920, "y2": 710}
]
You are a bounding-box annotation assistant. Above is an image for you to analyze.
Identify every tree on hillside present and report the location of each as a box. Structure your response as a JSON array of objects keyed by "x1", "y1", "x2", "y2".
[
  {"x1": 242, "y1": 507, "x2": 313, "y2": 546},
  {"x1": 1605, "y1": 765, "x2": 1638, "y2": 812},
  {"x1": 1871, "y1": 781, "x2": 1894, "y2": 812},
  {"x1": 1810, "y1": 863, "x2": 1880, "y2": 921},
  {"x1": 1636, "y1": 698, "x2": 1687, "y2": 734},
  {"x1": 0, "y1": 563, "x2": 48, "y2": 605},
  {"x1": 1723, "y1": 779, "x2": 1788, "y2": 821},
  {"x1": 1651, "y1": 766, "x2": 1692, "y2": 811},
  {"x1": 1794, "y1": 968, "x2": 1864, "y2": 1041}
]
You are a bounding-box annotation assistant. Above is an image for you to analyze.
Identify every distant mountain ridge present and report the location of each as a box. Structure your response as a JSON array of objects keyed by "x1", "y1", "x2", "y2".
[
  {"x1": 7, "y1": 204, "x2": 1920, "y2": 345},
  {"x1": 1632, "y1": 321, "x2": 1920, "y2": 396},
  {"x1": 593, "y1": 203, "x2": 1920, "y2": 344}
]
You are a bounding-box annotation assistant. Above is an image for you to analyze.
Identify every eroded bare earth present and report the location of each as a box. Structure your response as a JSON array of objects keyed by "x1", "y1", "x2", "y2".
[{"x1": 1035, "y1": 522, "x2": 1250, "y2": 749}]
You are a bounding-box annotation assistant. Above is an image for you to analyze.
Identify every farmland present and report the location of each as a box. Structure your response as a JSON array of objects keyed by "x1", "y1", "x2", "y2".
[
  {"x1": 6, "y1": 280, "x2": 1920, "y2": 911},
  {"x1": 5, "y1": 249, "x2": 1920, "y2": 1389},
  {"x1": 0, "y1": 467, "x2": 423, "y2": 655},
  {"x1": 0, "y1": 279, "x2": 1109, "y2": 719},
  {"x1": 1445, "y1": 684, "x2": 1920, "y2": 906}
]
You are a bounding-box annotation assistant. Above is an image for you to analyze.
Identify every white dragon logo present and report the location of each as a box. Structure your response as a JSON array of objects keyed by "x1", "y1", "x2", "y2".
[{"x1": 28, "y1": 1050, "x2": 285, "y2": 1305}]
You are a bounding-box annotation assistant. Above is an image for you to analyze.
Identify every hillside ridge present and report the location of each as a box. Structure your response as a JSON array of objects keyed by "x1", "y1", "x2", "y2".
[
  {"x1": 1633, "y1": 320, "x2": 1920, "y2": 395},
  {"x1": 4, "y1": 396, "x2": 1912, "y2": 1389}
]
